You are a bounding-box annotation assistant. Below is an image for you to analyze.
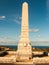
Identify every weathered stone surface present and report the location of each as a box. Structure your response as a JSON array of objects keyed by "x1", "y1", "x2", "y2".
[{"x1": 17, "y1": 2, "x2": 32, "y2": 60}]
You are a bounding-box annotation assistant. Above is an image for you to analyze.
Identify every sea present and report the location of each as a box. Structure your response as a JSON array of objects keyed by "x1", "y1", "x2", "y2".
[{"x1": 0, "y1": 45, "x2": 49, "y2": 49}]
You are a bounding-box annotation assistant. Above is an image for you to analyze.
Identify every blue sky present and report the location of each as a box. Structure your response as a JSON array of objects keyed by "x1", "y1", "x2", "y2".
[{"x1": 0, "y1": 0, "x2": 49, "y2": 46}]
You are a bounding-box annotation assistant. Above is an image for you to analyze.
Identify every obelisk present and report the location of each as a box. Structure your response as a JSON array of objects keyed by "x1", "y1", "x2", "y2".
[{"x1": 18, "y1": 2, "x2": 32, "y2": 59}]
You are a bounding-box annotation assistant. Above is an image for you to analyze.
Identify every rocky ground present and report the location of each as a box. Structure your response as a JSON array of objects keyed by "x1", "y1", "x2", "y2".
[
  {"x1": 0, "y1": 51, "x2": 49, "y2": 65},
  {"x1": 0, "y1": 46, "x2": 49, "y2": 65}
]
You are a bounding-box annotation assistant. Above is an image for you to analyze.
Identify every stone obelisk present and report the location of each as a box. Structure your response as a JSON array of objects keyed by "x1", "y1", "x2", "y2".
[{"x1": 18, "y1": 2, "x2": 32, "y2": 59}]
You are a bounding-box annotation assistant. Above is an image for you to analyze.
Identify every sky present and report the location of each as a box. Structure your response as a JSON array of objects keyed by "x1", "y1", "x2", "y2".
[{"x1": 0, "y1": 0, "x2": 49, "y2": 46}]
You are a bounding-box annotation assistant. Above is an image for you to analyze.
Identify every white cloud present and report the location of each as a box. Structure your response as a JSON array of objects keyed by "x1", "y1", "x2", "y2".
[
  {"x1": 29, "y1": 28, "x2": 39, "y2": 32},
  {"x1": 14, "y1": 19, "x2": 21, "y2": 24},
  {"x1": 32, "y1": 38, "x2": 49, "y2": 42},
  {"x1": 19, "y1": 16, "x2": 22, "y2": 20},
  {"x1": 0, "y1": 36, "x2": 17, "y2": 45},
  {"x1": 14, "y1": 16, "x2": 22, "y2": 25},
  {"x1": 0, "y1": 16, "x2": 6, "y2": 20},
  {"x1": 0, "y1": 36, "x2": 49, "y2": 46},
  {"x1": 18, "y1": 35, "x2": 21, "y2": 38},
  {"x1": 38, "y1": 35, "x2": 41, "y2": 37}
]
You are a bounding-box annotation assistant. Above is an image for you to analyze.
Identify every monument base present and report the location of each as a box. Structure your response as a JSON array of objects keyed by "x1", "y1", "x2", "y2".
[{"x1": 17, "y1": 42, "x2": 32, "y2": 61}]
